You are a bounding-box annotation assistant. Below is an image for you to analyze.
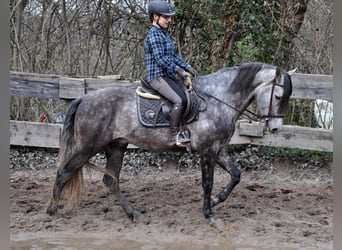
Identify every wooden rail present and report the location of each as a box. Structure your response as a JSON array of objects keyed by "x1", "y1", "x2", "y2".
[
  {"x1": 9, "y1": 71, "x2": 333, "y2": 152},
  {"x1": 10, "y1": 120, "x2": 333, "y2": 151},
  {"x1": 10, "y1": 71, "x2": 333, "y2": 101}
]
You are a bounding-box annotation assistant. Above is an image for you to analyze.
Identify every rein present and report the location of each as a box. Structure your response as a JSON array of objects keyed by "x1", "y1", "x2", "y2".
[
  {"x1": 201, "y1": 91, "x2": 260, "y2": 121},
  {"x1": 192, "y1": 85, "x2": 259, "y2": 121},
  {"x1": 193, "y1": 73, "x2": 286, "y2": 122}
]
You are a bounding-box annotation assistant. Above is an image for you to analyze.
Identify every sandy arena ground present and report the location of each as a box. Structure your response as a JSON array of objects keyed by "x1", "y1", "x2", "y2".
[{"x1": 10, "y1": 148, "x2": 333, "y2": 249}]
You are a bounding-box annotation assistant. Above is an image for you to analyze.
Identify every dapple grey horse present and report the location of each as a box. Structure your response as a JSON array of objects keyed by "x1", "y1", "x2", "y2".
[{"x1": 46, "y1": 62, "x2": 294, "y2": 228}]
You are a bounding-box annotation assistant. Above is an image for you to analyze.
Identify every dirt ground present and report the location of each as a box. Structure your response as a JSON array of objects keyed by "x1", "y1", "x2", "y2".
[{"x1": 10, "y1": 148, "x2": 333, "y2": 250}]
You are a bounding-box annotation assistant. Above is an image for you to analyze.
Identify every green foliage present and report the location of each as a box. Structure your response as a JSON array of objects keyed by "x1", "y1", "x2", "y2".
[
  {"x1": 230, "y1": 0, "x2": 282, "y2": 64},
  {"x1": 171, "y1": 0, "x2": 331, "y2": 129},
  {"x1": 172, "y1": 0, "x2": 290, "y2": 70},
  {"x1": 231, "y1": 34, "x2": 258, "y2": 64}
]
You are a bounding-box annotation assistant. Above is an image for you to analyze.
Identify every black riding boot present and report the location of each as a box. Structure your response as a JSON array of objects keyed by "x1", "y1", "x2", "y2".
[{"x1": 169, "y1": 103, "x2": 191, "y2": 146}]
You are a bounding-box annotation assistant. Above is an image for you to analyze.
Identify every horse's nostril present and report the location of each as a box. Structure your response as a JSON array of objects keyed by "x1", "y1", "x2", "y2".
[{"x1": 271, "y1": 128, "x2": 278, "y2": 133}]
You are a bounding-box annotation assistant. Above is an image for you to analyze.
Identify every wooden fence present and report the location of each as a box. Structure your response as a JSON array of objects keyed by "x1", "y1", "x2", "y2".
[{"x1": 10, "y1": 71, "x2": 333, "y2": 152}]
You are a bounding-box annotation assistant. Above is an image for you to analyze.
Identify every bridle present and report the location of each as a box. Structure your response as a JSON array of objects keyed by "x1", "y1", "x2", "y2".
[
  {"x1": 259, "y1": 75, "x2": 286, "y2": 120},
  {"x1": 194, "y1": 72, "x2": 286, "y2": 122}
]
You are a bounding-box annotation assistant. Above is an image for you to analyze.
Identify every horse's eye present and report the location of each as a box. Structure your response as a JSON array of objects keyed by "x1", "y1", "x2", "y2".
[{"x1": 275, "y1": 95, "x2": 281, "y2": 100}]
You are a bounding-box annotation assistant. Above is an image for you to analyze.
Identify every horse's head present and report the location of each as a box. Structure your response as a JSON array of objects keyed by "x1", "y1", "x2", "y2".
[{"x1": 254, "y1": 66, "x2": 294, "y2": 132}]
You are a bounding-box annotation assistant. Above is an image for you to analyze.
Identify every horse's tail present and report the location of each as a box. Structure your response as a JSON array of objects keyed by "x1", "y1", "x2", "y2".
[
  {"x1": 49, "y1": 97, "x2": 118, "y2": 210},
  {"x1": 58, "y1": 97, "x2": 82, "y2": 166},
  {"x1": 52, "y1": 97, "x2": 84, "y2": 209}
]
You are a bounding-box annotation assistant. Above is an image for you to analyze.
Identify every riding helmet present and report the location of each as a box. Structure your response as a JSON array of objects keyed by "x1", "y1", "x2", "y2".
[{"x1": 148, "y1": 0, "x2": 175, "y2": 16}]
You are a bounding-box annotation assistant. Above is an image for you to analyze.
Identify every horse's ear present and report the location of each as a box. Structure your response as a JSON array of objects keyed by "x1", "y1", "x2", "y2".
[{"x1": 287, "y1": 67, "x2": 297, "y2": 76}]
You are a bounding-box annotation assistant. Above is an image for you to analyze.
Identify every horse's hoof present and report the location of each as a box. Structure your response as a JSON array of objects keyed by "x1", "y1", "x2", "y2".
[
  {"x1": 103, "y1": 175, "x2": 114, "y2": 188},
  {"x1": 209, "y1": 216, "x2": 225, "y2": 230},
  {"x1": 46, "y1": 207, "x2": 62, "y2": 220},
  {"x1": 46, "y1": 206, "x2": 57, "y2": 216},
  {"x1": 132, "y1": 211, "x2": 143, "y2": 223},
  {"x1": 133, "y1": 211, "x2": 151, "y2": 225}
]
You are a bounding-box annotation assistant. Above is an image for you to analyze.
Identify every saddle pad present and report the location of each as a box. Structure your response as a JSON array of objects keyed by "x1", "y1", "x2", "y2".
[{"x1": 136, "y1": 93, "x2": 200, "y2": 127}]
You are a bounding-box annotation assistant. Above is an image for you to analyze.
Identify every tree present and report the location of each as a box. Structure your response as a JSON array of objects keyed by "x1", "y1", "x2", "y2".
[{"x1": 10, "y1": 0, "x2": 332, "y2": 128}]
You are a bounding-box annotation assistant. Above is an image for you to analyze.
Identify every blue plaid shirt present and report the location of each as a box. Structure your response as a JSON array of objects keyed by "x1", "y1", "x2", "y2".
[{"x1": 144, "y1": 25, "x2": 190, "y2": 82}]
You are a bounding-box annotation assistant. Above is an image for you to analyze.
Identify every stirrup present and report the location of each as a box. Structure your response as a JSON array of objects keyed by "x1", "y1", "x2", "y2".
[{"x1": 174, "y1": 131, "x2": 191, "y2": 147}]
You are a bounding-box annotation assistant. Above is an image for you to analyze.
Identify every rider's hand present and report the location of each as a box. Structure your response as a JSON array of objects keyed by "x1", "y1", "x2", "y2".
[
  {"x1": 176, "y1": 68, "x2": 190, "y2": 80},
  {"x1": 184, "y1": 76, "x2": 193, "y2": 91},
  {"x1": 188, "y1": 67, "x2": 198, "y2": 77}
]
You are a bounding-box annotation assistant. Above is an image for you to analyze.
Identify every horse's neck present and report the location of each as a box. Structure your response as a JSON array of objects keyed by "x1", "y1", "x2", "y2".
[{"x1": 196, "y1": 73, "x2": 255, "y2": 111}]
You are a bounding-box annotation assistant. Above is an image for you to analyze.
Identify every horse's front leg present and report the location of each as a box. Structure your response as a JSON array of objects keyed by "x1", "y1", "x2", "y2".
[
  {"x1": 211, "y1": 148, "x2": 241, "y2": 207},
  {"x1": 200, "y1": 155, "x2": 225, "y2": 229}
]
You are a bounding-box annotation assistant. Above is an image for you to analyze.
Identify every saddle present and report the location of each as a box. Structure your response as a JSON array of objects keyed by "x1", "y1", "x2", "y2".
[{"x1": 136, "y1": 77, "x2": 201, "y2": 127}]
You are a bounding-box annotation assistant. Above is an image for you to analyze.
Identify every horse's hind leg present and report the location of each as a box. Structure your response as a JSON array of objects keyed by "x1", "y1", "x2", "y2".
[
  {"x1": 211, "y1": 148, "x2": 241, "y2": 207},
  {"x1": 102, "y1": 142, "x2": 142, "y2": 222},
  {"x1": 102, "y1": 142, "x2": 127, "y2": 188},
  {"x1": 46, "y1": 150, "x2": 92, "y2": 216}
]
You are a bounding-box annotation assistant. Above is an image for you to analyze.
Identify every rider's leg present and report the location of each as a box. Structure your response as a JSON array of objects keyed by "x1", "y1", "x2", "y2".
[
  {"x1": 169, "y1": 102, "x2": 191, "y2": 145},
  {"x1": 149, "y1": 77, "x2": 190, "y2": 145}
]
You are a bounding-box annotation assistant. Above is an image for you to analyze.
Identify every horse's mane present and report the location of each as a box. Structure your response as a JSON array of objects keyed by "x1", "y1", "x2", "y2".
[
  {"x1": 278, "y1": 70, "x2": 293, "y2": 114},
  {"x1": 222, "y1": 62, "x2": 292, "y2": 114},
  {"x1": 228, "y1": 62, "x2": 263, "y2": 93}
]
